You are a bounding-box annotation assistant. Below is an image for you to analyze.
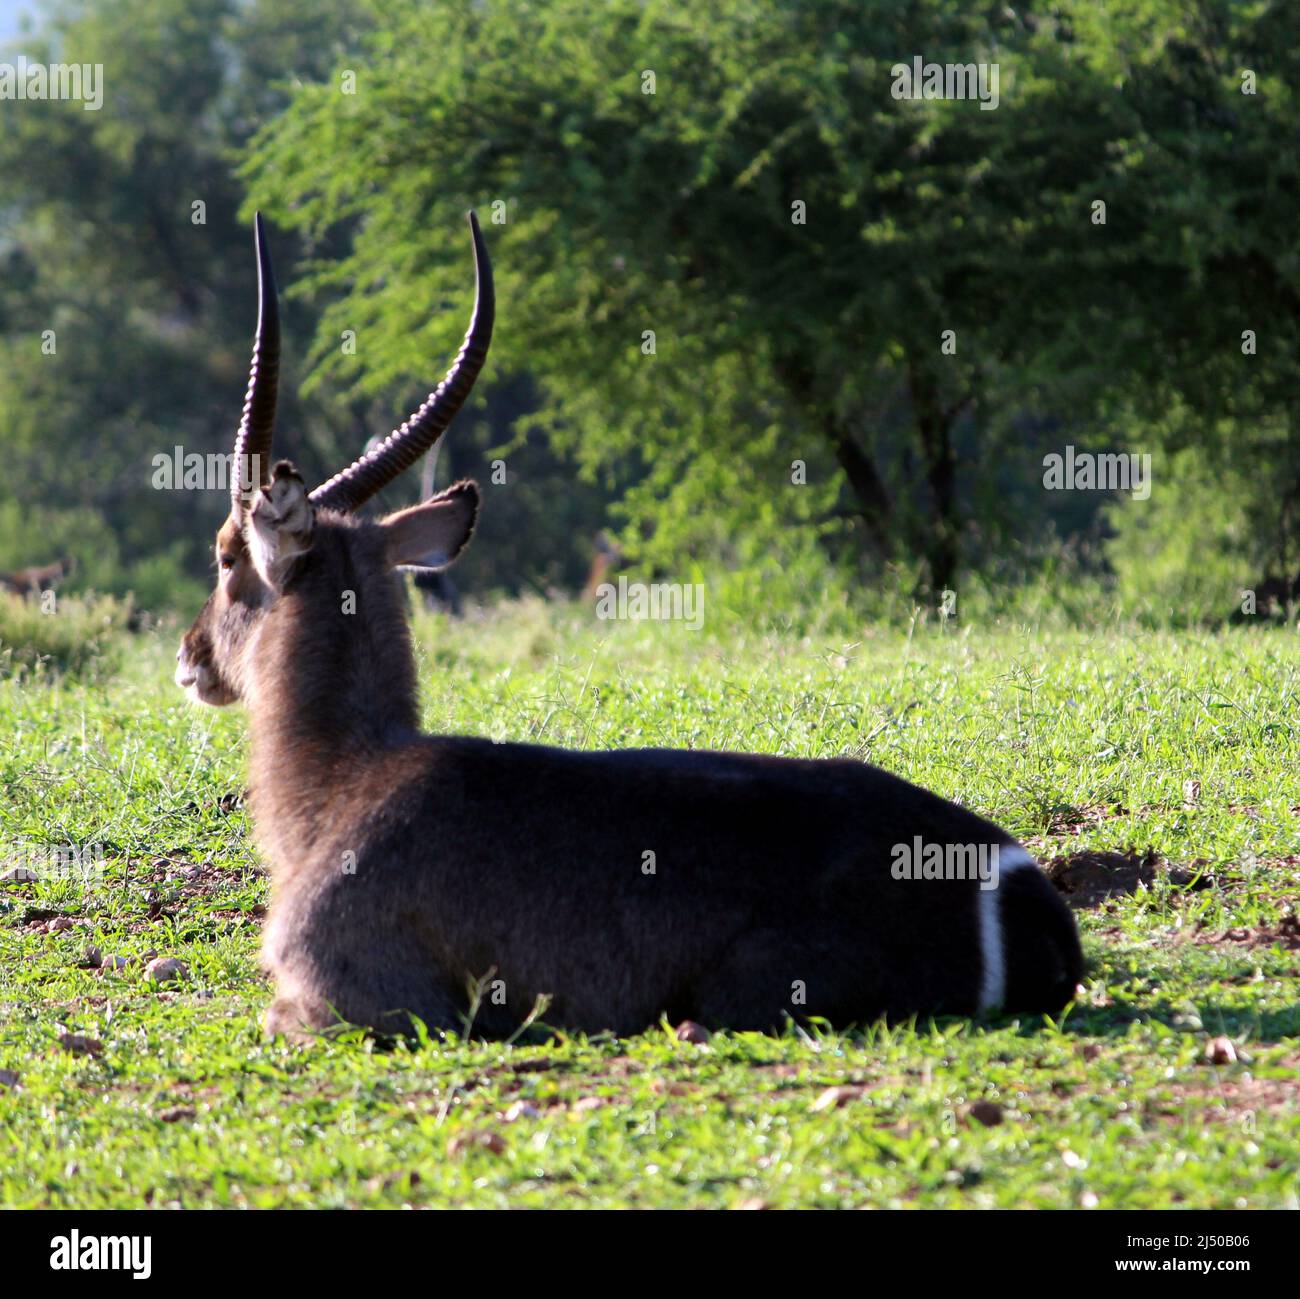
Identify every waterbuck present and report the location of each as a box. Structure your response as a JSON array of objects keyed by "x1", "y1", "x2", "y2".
[{"x1": 177, "y1": 214, "x2": 1082, "y2": 1041}]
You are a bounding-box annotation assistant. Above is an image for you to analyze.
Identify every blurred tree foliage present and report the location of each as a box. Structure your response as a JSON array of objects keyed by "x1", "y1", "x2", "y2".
[
  {"x1": 0, "y1": 0, "x2": 363, "y2": 605},
  {"x1": 0, "y1": 0, "x2": 613, "y2": 606},
  {"x1": 3, "y1": 0, "x2": 1300, "y2": 615}
]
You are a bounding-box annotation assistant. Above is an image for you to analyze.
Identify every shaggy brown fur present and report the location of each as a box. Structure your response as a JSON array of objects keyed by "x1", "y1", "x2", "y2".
[{"x1": 176, "y1": 212, "x2": 1079, "y2": 1043}]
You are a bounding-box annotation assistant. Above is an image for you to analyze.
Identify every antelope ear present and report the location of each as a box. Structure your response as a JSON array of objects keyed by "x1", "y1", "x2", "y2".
[
  {"x1": 248, "y1": 461, "x2": 314, "y2": 588},
  {"x1": 380, "y1": 480, "x2": 479, "y2": 569}
]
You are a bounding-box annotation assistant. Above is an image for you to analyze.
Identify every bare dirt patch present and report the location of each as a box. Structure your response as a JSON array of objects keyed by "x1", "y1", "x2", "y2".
[
  {"x1": 1144, "y1": 1066, "x2": 1300, "y2": 1128},
  {"x1": 1045, "y1": 803, "x2": 1130, "y2": 835},
  {"x1": 1195, "y1": 914, "x2": 1300, "y2": 951},
  {"x1": 1044, "y1": 849, "x2": 1216, "y2": 909}
]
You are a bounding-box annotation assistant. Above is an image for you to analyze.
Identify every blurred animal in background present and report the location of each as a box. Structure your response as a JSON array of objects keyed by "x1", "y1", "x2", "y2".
[
  {"x1": 581, "y1": 531, "x2": 625, "y2": 602},
  {"x1": 0, "y1": 555, "x2": 75, "y2": 598},
  {"x1": 1230, "y1": 573, "x2": 1299, "y2": 624},
  {"x1": 409, "y1": 567, "x2": 463, "y2": 616}
]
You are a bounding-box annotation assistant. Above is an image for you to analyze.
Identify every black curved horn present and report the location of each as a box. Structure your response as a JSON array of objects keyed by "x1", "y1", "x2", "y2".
[
  {"x1": 231, "y1": 212, "x2": 280, "y2": 517},
  {"x1": 310, "y1": 211, "x2": 493, "y2": 513}
]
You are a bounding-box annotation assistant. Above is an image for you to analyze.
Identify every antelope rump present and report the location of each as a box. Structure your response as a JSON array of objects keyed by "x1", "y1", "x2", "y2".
[{"x1": 175, "y1": 213, "x2": 1082, "y2": 1041}]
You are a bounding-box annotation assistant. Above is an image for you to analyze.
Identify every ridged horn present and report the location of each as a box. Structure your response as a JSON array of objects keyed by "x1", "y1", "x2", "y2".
[
  {"x1": 231, "y1": 212, "x2": 281, "y2": 518},
  {"x1": 310, "y1": 211, "x2": 494, "y2": 514}
]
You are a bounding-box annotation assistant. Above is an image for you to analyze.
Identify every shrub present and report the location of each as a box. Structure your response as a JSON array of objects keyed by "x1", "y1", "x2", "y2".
[{"x1": 0, "y1": 590, "x2": 134, "y2": 681}]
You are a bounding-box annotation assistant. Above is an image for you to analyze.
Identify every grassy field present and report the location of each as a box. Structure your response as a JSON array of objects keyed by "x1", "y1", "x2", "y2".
[{"x1": 1, "y1": 599, "x2": 1298, "y2": 1209}]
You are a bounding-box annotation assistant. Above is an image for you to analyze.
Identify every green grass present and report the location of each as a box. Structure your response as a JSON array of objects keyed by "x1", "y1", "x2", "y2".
[{"x1": 1, "y1": 600, "x2": 1298, "y2": 1208}]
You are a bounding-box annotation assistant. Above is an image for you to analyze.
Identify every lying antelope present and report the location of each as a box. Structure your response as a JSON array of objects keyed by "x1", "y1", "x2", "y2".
[
  {"x1": 0, "y1": 555, "x2": 74, "y2": 597},
  {"x1": 177, "y1": 214, "x2": 1082, "y2": 1041}
]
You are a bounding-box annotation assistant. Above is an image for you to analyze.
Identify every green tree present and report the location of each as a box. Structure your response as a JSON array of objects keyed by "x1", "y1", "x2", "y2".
[{"x1": 244, "y1": 0, "x2": 1147, "y2": 596}]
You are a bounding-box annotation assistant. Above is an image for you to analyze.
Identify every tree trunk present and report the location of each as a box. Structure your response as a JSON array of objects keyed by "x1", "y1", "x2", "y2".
[
  {"x1": 907, "y1": 353, "x2": 965, "y2": 601},
  {"x1": 775, "y1": 356, "x2": 895, "y2": 559},
  {"x1": 830, "y1": 421, "x2": 895, "y2": 557}
]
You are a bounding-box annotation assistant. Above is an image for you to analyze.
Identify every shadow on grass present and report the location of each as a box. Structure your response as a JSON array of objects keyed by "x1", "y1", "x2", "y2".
[{"x1": 1052, "y1": 1001, "x2": 1300, "y2": 1043}]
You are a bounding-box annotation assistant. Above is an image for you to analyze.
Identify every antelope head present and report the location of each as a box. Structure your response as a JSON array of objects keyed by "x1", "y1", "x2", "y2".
[{"x1": 175, "y1": 213, "x2": 494, "y2": 707}]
